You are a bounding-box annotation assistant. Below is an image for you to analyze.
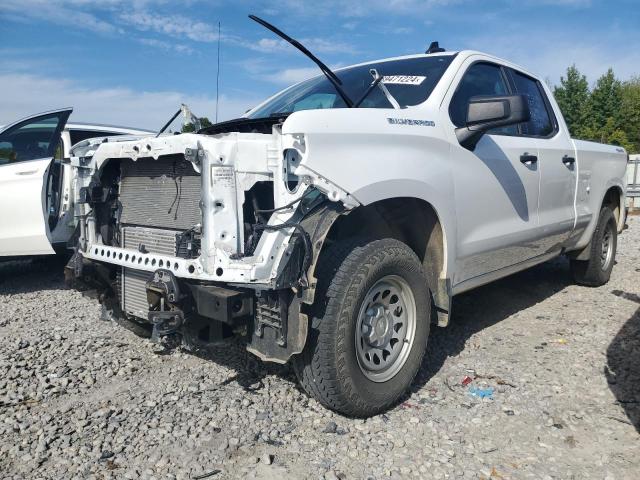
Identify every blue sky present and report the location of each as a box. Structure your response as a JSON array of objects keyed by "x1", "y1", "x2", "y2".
[{"x1": 1, "y1": 0, "x2": 638, "y2": 129}]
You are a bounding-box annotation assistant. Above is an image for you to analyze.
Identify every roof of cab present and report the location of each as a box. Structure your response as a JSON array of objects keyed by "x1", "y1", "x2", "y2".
[{"x1": 338, "y1": 50, "x2": 539, "y2": 81}]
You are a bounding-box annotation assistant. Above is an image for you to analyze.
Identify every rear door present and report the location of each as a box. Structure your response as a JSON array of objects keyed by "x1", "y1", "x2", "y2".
[
  {"x1": 506, "y1": 69, "x2": 577, "y2": 251},
  {"x1": 0, "y1": 109, "x2": 72, "y2": 256},
  {"x1": 446, "y1": 61, "x2": 542, "y2": 283}
]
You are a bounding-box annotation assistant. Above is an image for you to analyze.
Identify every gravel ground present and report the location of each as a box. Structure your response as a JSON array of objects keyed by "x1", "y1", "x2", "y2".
[{"x1": 1, "y1": 217, "x2": 638, "y2": 480}]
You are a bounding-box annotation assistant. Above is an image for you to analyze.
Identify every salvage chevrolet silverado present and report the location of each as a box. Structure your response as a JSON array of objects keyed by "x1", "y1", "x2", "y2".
[{"x1": 65, "y1": 18, "x2": 627, "y2": 417}]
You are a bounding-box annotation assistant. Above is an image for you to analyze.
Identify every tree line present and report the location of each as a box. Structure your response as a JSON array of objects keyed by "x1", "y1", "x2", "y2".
[{"x1": 553, "y1": 66, "x2": 640, "y2": 154}]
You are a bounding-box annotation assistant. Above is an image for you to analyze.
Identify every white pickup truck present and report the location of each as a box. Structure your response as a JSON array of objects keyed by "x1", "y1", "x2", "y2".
[{"x1": 65, "y1": 18, "x2": 628, "y2": 417}]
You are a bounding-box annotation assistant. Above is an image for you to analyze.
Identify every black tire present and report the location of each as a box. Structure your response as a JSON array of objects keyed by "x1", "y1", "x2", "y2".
[
  {"x1": 293, "y1": 238, "x2": 431, "y2": 417},
  {"x1": 570, "y1": 206, "x2": 617, "y2": 286}
]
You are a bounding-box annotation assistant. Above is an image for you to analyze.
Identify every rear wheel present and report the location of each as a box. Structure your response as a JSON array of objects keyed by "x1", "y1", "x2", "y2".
[
  {"x1": 570, "y1": 206, "x2": 617, "y2": 286},
  {"x1": 293, "y1": 238, "x2": 430, "y2": 417}
]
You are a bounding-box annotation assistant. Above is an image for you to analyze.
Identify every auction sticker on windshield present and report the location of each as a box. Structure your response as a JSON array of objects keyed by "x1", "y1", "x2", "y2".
[{"x1": 382, "y1": 75, "x2": 426, "y2": 85}]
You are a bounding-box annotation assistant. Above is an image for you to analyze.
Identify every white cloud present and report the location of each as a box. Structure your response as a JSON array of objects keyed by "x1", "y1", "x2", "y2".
[
  {"x1": 383, "y1": 26, "x2": 414, "y2": 35},
  {"x1": 2, "y1": 1, "x2": 361, "y2": 57},
  {"x1": 0, "y1": 73, "x2": 261, "y2": 129},
  {"x1": 523, "y1": 0, "x2": 591, "y2": 6},
  {"x1": 264, "y1": 67, "x2": 321, "y2": 85},
  {"x1": 247, "y1": 37, "x2": 358, "y2": 55},
  {"x1": 119, "y1": 12, "x2": 358, "y2": 55},
  {"x1": 119, "y1": 11, "x2": 220, "y2": 42},
  {"x1": 267, "y1": 0, "x2": 462, "y2": 18},
  {"x1": 138, "y1": 37, "x2": 194, "y2": 55},
  {"x1": 468, "y1": 31, "x2": 640, "y2": 84},
  {"x1": 0, "y1": 0, "x2": 119, "y2": 33}
]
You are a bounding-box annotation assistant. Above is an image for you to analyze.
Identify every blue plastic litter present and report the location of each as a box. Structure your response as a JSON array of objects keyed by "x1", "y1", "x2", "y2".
[{"x1": 468, "y1": 386, "x2": 494, "y2": 399}]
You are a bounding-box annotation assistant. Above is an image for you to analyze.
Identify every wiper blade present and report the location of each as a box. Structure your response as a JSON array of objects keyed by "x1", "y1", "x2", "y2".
[
  {"x1": 156, "y1": 108, "x2": 182, "y2": 138},
  {"x1": 249, "y1": 15, "x2": 354, "y2": 108}
]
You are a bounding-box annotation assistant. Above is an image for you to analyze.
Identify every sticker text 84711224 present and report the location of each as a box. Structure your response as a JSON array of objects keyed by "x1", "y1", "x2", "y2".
[{"x1": 381, "y1": 75, "x2": 426, "y2": 85}]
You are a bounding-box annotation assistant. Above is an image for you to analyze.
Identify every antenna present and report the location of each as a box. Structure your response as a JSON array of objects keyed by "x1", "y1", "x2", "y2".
[
  {"x1": 215, "y1": 21, "x2": 221, "y2": 123},
  {"x1": 426, "y1": 41, "x2": 445, "y2": 54}
]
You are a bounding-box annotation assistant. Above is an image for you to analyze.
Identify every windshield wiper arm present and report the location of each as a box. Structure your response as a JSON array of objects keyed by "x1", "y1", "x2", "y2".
[
  {"x1": 354, "y1": 69, "x2": 383, "y2": 107},
  {"x1": 156, "y1": 108, "x2": 182, "y2": 137},
  {"x1": 353, "y1": 69, "x2": 401, "y2": 109},
  {"x1": 248, "y1": 14, "x2": 354, "y2": 108}
]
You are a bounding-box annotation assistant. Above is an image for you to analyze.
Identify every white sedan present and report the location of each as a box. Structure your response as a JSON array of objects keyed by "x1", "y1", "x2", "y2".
[{"x1": 0, "y1": 108, "x2": 153, "y2": 257}]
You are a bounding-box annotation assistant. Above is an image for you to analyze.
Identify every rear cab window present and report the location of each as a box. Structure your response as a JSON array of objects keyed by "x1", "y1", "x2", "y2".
[{"x1": 507, "y1": 69, "x2": 557, "y2": 137}]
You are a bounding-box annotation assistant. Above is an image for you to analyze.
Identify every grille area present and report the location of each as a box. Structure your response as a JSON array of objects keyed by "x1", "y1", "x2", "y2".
[
  {"x1": 121, "y1": 226, "x2": 178, "y2": 319},
  {"x1": 117, "y1": 154, "x2": 201, "y2": 320},
  {"x1": 122, "y1": 226, "x2": 178, "y2": 257},
  {"x1": 119, "y1": 155, "x2": 201, "y2": 230},
  {"x1": 121, "y1": 268, "x2": 152, "y2": 319}
]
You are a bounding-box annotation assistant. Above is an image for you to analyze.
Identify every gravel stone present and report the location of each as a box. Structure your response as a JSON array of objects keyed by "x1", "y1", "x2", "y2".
[
  {"x1": 322, "y1": 421, "x2": 338, "y2": 434},
  {"x1": 0, "y1": 218, "x2": 639, "y2": 479}
]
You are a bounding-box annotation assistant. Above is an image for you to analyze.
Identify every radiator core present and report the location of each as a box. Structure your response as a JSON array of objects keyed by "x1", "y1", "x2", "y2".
[
  {"x1": 119, "y1": 155, "x2": 201, "y2": 231},
  {"x1": 120, "y1": 226, "x2": 178, "y2": 319}
]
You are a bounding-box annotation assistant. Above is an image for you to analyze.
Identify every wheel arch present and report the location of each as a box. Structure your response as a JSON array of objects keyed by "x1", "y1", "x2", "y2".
[
  {"x1": 601, "y1": 184, "x2": 625, "y2": 233},
  {"x1": 570, "y1": 183, "x2": 624, "y2": 262},
  {"x1": 307, "y1": 195, "x2": 453, "y2": 326}
]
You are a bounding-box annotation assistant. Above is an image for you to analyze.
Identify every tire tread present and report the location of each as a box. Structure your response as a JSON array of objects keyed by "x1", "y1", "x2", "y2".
[{"x1": 293, "y1": 238, "x2": 429, "y2": 417}]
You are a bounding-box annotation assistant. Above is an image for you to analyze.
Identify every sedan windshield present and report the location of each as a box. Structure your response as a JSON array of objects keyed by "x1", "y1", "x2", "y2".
[{"x1": 247, "y1": 55, "x2": 455, "y2": 118}]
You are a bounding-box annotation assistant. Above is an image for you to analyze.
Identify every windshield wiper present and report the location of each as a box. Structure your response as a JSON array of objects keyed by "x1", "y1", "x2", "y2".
[
  {"x1": 248, "y1": 15, "x2": 354, "y2": 108},
  {"x1": 354, "y1": 69, "x2": 401, "y2": 109},
  {"x1": 156, "y1": 104, "x2": 201, "y2": 137}
]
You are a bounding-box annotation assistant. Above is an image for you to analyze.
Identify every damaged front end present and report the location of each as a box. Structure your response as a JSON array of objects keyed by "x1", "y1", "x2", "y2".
[{"x1": 65, "y1": 118, "x2": 356, "y2": 362}]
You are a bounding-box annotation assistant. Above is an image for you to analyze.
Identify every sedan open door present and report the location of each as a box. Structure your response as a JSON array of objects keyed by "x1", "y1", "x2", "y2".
[{"x1": 0, "y1": 108, "x2": 72, "y2": 256}]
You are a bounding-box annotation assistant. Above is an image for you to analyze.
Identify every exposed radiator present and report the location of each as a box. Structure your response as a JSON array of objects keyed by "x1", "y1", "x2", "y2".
[
  {"x1": 120, "y1": 226, "x2": 178, "y2": 319},
  {"x1": 121, "y1": 268, "x2": 153, "y2": 319},
  {"x1": 119, "y1": 155, "x2": 201, "y2": 230},
  {"x1": 122, "y1": 226, "x2": 178, "y2": 257}
]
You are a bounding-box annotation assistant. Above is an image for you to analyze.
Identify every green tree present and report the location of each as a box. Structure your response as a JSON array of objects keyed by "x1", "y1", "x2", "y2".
[
  {"x1": 619, "y1": 77, "x2": 640, "y2": 153},
  {"x1": 181, "y1": 117, "x2": 213, "y2": 133},
  {"x1": 553, "y1": 65, "x2": 639, "y2": 153},
  {"x1": 585, "y1": 68, "x2": 623, "y2": 132},
  {"x1": 582, "y1": 117, "x2": 634, "y2": 152},
  {"x1": 553, "y1": 65, "x2": 589, "y2": 136}
]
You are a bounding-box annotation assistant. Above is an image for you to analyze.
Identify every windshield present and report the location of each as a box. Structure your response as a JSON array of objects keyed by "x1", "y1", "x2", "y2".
[{"x1": 247, "y1": 55, "x2": 455, "y2": 118}]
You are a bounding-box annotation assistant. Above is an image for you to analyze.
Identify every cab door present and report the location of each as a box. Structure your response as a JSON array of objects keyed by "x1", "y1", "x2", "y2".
[
  {"x1": 505, "y1": 68, "x2": 578, "y2": 251},
  {"x1": 0, "y1": 108, "x2": 72, "y2": 256},
  {"x1": 445, "y1": 61, "x2": 542, "y2": 283}
]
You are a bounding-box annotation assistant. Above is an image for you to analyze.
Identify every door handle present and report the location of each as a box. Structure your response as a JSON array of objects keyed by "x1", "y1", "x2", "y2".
[
  {"x1": 562, "y1": 155, "x2": 576, "y2": 165},
  {"x1": 15, "y1": 170, "x2": 38, "y2": 176},
  {"x1": 520, "y1": 153, "x2": 538, "y2": 165}
]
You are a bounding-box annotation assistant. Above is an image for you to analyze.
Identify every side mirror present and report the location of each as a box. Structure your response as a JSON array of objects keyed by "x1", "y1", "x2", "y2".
[{"x1": 455, "y1": 94, "x2": 530, "y2": 150}]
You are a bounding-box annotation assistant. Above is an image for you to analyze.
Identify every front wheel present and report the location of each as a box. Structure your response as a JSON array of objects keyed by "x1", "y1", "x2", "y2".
[
  {"x1": 293, "y1": 238, "x2": 431, "y2": 417},
  {"x1": 570, "y1": 206, "x2": 618, "y2": 286}
]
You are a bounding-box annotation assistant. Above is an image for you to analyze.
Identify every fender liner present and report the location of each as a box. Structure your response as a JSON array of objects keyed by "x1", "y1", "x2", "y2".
[{"x1": 247, "y1": 202, "x2": 343, "y2": 363}]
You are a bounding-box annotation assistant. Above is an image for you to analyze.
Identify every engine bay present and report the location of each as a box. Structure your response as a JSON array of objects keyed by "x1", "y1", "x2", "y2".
[{"x1": 65, "y1": 125, "x2": 351, "y2": 361}]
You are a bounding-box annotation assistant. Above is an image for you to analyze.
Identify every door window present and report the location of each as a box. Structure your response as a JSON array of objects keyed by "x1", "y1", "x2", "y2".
[
  {"x1": 449, "y1": 62, "x2": 516, "y2": 135},
  {"x1": 509, "y1": 71, "x2": 555, "y2": 137},
  {"x1": 0, "y1": 112, "x2": 69, "y2": 165},
  {"x1": 0, "y1": 142, "x2": 12, "y2": 165}
]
